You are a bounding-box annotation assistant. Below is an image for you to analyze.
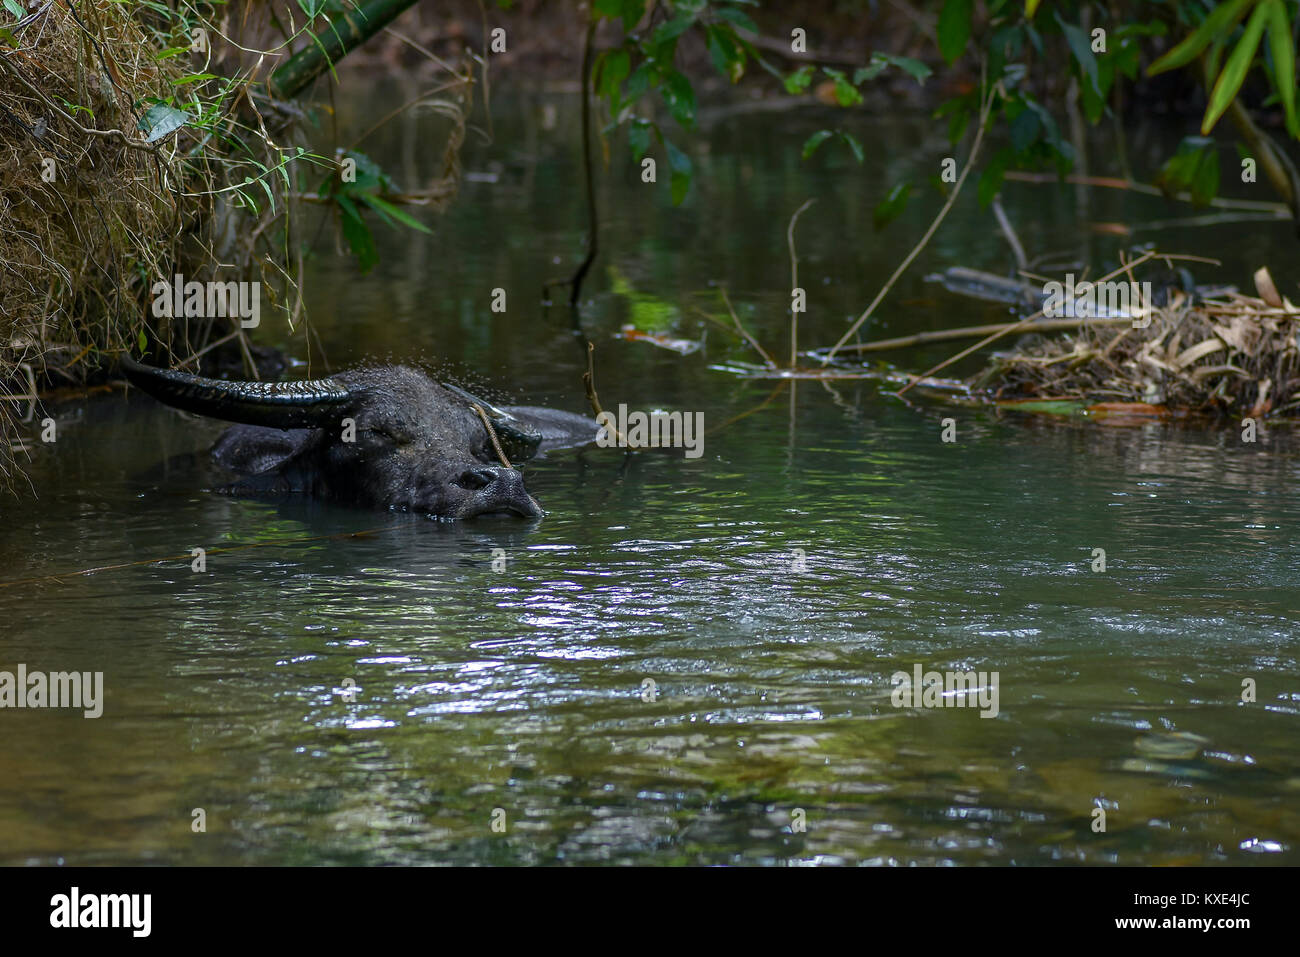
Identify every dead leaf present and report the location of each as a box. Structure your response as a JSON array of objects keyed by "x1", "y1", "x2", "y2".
[
  {"x1": 1171, "y1": 337, "x2": 1225, "y2": 370},
  {"x1": 1254, "y1": 266, "x2": 1283, "y2": 308}
]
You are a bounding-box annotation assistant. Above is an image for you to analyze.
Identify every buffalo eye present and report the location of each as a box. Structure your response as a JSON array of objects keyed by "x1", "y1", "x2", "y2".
[{"x1": 364, "y1": 425, "x2": 406, "y2": 444}]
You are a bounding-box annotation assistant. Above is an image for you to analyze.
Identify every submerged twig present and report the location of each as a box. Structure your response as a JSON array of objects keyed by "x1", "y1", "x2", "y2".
[{"x1": 583, "y1": 341, "x2": 630, "y2": 447}]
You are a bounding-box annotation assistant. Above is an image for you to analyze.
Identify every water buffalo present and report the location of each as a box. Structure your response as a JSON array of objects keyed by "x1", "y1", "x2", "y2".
[{"x1": 121, "y1": 355, "x2": 598, "y2": 519}]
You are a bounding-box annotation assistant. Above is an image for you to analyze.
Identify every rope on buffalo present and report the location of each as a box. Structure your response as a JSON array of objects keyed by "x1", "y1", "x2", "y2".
[{"x1": 471, "y1": 403, "x2": 513, "y2": 469}]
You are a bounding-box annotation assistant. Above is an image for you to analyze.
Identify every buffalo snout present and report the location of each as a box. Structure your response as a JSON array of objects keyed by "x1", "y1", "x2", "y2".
[{"x1": 453, "y1": 466, "x2": 543, "y2": 519}]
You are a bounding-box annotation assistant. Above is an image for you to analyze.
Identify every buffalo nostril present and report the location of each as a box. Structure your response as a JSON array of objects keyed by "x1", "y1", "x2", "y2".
[{"x1": 458, "y1": 467, "x2": 500, "y2": 491}]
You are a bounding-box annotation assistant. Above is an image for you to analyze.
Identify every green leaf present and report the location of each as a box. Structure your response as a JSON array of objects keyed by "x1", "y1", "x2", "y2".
[
  {"x1": 1009, "y1": 105, "x2": 1040, "y2": 153},
  {"x1": 1191, "y1": 145, "x2": 1221, "y2": 204},
  {"x1": 138, "y1": 330, "x2": 148, "y2": 354},
  {"x1": 823, "y1": 68, "x2": 862, "y2": 106},
  {"x1": 1056, "y1": 14, "x2": 1100, "y2": 99},
  {"x1": 665, "y1": 140, "x2": 692, "y2": 205},
  {"x1": 625, "y1": 61, "x2": 653, "y2": 101},
  {"x1": 660, "y1": 69, "x2": 696, "y2": 128},
  {"x1": 3, "y1": 0, "x2": 24, "y2": 18},
  {"x1": 705, "y1": 25, "x2": 744, "y2": 82},
  {"x1": 628, "y1": 120, "x2": 653, "y2": 160},
  {"x1": 801, "y1": 129, "x2": 834, "y2": 159},
  {"x1": 256, "y1": 175, "x2": 275, "y2": 213},
  {"x1": 873, "y1": 181, "x2": 912, "y2": 230},
  {"x1": 1026, "y1": 98, "x2": 1062, "y2": 149},
  {"x1": 837, "y1": 131, "x2": 865, "y2": 164},
  {"x1": 1264, "y1": 0, "x2": 1297, "y2": 137},
  {"x1": 1203, "y1": 1, "x2": 1270, "y2": 134},
  {"x1": 336, "y1": 194, "x2": 378, "y2": 273},
  {"x1": 874, "y1": 52, "x2": 932, "y2": 85},
  {"x1": 1156, "y1": 136, "x2": 1220, "y2": 206},
  {"x1": 652, "y1": 12, "x2": 695, "y2": 45},
  {"x1": 1025, "y1": 0, "x2": 1042, "y2": 18},
  {"x1": 137, "y1": 103, "x2": 190, "y2": 142},
  {"x1": 714, "y1": 6, "x2": 758, "y2": 34},
  {"x1": 853, "y1": 61, "x2": 888, "y2": 85},
  {"x1": 596, "y1": 47, "x2": 630, "y2": 104},
  {"x1": 620, "y1": 0, "x2": 644, "y2": 32},
  {"x1": 783, "y1": 64, "x2": 815, "y2": 94},
  {"x1": 938, "y1": 0, "x2": 973, "y2": 65},
  {"x1": 171, "y1": 73, "x2": 220, "y2": 86},
  {"x1": 977, "y1": 148, "x2": 1014, "y2": 207},
  {"x1": 947, "y1": 106, "x2": 970, "y2": 144},
  {"x1": 360, "y1": 193, "x2": 433, "y2": 233},
  {"x1": 1148, "y1": 0, "x2": 1252, "y2": 76},
  {"x1": 833, "y1": 76, "x2": 862, "y2": 106},
  {"x1": 1079, "y1": 63, "x2": 1106, "y2": 124}
]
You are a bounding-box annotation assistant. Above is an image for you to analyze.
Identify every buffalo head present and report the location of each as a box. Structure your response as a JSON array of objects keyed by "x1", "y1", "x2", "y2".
[{"x1": 122, "y1": 355, "x2": 597, "y2": 519}]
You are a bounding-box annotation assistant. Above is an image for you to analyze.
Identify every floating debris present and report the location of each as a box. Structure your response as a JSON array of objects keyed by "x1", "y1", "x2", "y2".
[
  {"x1": 618, "y1": 324, "x2": 701, "y2": 355},
  {"x1": 973, "y1": 266, "x2": 1300, "y2": 418}
]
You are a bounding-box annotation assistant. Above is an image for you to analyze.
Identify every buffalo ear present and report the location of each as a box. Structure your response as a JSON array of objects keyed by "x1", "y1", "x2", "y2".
[{"x1": 122, "y1": 355, "x2": 354, "y2": 430}]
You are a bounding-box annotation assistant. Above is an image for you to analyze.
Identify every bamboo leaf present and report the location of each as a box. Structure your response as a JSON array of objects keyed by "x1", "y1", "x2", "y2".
[
  {"x1": 1264, "y1": 0, "x2": 1297, "y2": 137},
  {"x1": 1202, "y1": 2, "x2": 1270, "y2": 134},
  {"x1": 360, "y1": 194, "x2": 432, "y2": 233},
  {"x1": 938, "y1": 0, "x2": 973, "y2": 65},
  {"x1": 1148, "y1": 0, "x2": 1252, "y2": 76}
]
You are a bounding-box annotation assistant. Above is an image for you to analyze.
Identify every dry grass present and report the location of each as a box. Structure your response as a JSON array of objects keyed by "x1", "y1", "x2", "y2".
[
  {"x1": 0, "y1": 1, "x2": 473, "y2": 489},
  {"x1": 974, "y1": 266, "x2": 1300, "y2": 418},
  {"x1": 0, "y1": 1, "x2": 188, "y2": 482}
]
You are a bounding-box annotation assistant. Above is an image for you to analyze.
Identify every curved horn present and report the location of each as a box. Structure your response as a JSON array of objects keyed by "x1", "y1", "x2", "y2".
[{"x1": 121, "y1": 354, "x2": 354, "y2": 429}]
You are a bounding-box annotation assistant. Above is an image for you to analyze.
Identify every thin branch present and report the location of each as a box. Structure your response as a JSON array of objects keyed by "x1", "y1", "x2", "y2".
[
  {"x1": 720, "y1": 286, "x2": 777, "y2": 368},
  {"x1": 895, "y1": 250, "x2": 1160, "y2": 396},
  {"x1": 787, "y1": 198, "x2": 815, "y2": 368},
  {"x1": 822, "y1": 75, "x2": 998, "y2": 363},
  {"x1": 817, "y1": 316, "x2": 1133, "y2": 356},
  {"x1": 567, "y1": 18, "x2": 600, "y2": 306},
  {"x1": 991, "y1": 195, "x2": 1027, "y2": 272},
  {"x1": 1002, "y1": 171, "x2": 1292, "y2": 216}
]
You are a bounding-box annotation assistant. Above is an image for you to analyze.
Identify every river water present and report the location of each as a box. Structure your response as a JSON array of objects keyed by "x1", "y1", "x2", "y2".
[{"x1": 1, "y1": 84, "x2": 1297, "y2": 865}]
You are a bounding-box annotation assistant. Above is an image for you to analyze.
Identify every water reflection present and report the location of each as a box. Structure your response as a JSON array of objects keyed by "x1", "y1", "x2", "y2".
[{"x1": 0, "y1": 90, "x2": 1298, "y2": 865}]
